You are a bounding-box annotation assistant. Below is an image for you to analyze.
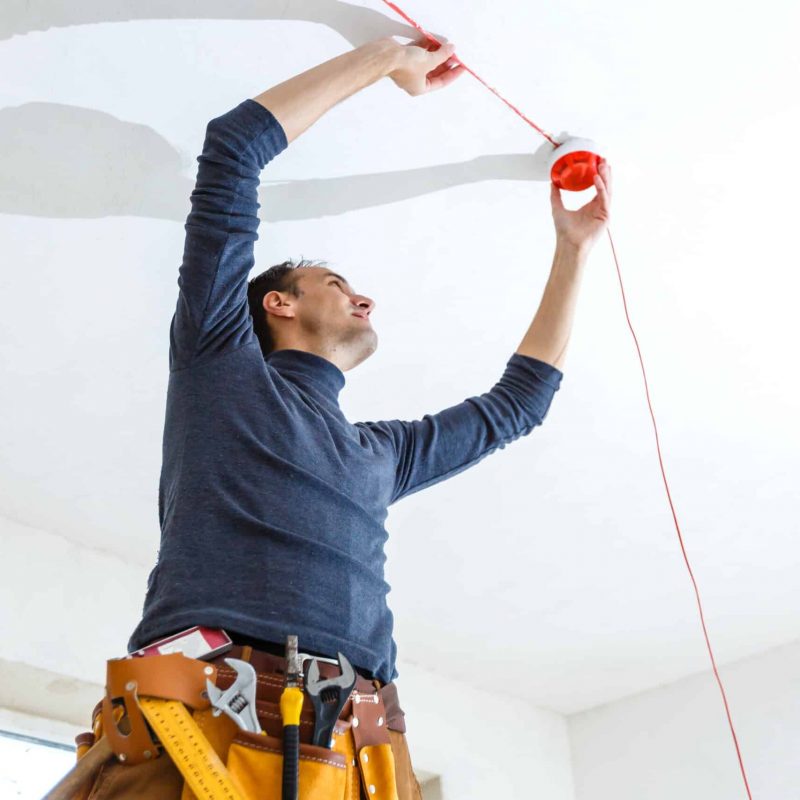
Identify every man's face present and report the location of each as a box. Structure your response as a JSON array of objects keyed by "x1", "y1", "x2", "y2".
[{"x1": 288, "y1": 266, "x2": 378, "y2": 367}]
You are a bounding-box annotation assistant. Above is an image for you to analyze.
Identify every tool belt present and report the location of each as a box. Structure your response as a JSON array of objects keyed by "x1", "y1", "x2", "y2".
[{"x1": 75, "y1": 646, "x2": 404, "y2": 800}]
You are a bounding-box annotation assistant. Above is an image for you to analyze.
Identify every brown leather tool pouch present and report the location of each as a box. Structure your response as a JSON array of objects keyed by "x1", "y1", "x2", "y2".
[
  {"x1": 88, "y1": 651, "x2": 404, "y2": 800},
  {"x1": 351, "y1": 689, "x2": 399, "y2": 800},
  {"x1": 179, "y1": 669, "x2": 356, "y2": 800}
]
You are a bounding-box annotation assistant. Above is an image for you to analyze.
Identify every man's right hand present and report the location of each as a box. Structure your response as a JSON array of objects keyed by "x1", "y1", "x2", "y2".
[
  {"x1": 386, "y1": 36, "x2": 465, "y2": 96},
  {"x1": 254, "y1": 36, "x2": 464, "y2": 145}
]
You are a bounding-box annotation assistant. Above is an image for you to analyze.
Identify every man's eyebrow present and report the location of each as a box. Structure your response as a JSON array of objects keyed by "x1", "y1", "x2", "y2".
[{"x1": 324, "y1": 271, "x2": 349, "y2": 286}]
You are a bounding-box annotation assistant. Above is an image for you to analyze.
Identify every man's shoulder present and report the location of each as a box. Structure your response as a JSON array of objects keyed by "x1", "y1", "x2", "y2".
[{"x1": 169, "y1": 339, "x2": 269, "y2": 378}]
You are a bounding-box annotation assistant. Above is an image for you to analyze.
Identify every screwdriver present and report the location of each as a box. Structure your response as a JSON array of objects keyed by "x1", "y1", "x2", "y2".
[{"x1": 281, "y1": 635, "x2": 303, "y2": 800}]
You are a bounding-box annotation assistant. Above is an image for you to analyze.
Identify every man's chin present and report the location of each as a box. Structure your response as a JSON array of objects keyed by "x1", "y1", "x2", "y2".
[
  {"x1": 360, "y1": 330, "x2": 379, "y2": 360},
  {"x1": 346, "y1": 330, "x2": 378, "y2": 370}
]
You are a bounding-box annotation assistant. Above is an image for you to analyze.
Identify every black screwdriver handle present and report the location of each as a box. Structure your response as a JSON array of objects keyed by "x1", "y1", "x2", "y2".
[{"x1": 282, "y1": 723, "x2": 299, "y2": 800}]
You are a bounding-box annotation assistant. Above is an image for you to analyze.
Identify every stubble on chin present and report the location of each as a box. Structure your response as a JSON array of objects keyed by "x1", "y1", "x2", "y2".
[{"x1": 350, "y1": 328, "x2": 378, "y2": 367}]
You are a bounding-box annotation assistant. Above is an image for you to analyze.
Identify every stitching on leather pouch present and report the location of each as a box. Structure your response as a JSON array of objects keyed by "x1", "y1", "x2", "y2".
[
  {"x1": 217, "y1": 667, "x2": 284, "y2": 689},
  {"x1": 255, "y1": 705, "x2": 347, "y2": 732},
  {"x1": 256, "y1": 675, "x2": 284, "y2": 687},
  {"x1": 234, "y1": 740, "x2": 346, "y2": 769},
  {"x1": 255, "y1": 706, "x2": 315, "y2": 728}
]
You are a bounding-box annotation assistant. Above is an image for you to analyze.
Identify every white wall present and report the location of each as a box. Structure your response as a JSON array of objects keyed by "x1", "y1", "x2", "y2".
[
  {"x1": 0, "y1": 515, "x2": 145, "y2": 685},
  {"x1": 568, "y1": 639, "x2": 800, "y2": 800},
  {"x1": 0, "y1": 515, "x2": 575, "y2": 799},
  {"x1": 398, "y1": 661, "x2": 574, "y2": 800},
  {"x1": 8, "y1": 511, "x2": 799, "y2": 798}
]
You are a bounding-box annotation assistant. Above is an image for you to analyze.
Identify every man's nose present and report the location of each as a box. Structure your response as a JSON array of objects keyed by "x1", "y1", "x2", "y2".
[{"x1": 352, "y1": 295, "x2": 375, "y2": 315}]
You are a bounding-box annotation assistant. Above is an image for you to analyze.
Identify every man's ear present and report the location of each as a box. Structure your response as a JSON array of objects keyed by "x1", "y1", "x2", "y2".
[{"x1": 263, "y1": 290, "x2": 296, "y2": 319}]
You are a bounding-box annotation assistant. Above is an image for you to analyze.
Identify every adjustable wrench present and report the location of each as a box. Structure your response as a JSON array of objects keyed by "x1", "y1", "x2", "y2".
[
  {"x1": 306, "y1": 653, "x2": 357, "y2": 748},
  {"x1": 206, "y1": 658, "x2": 261, "y2": 734}
]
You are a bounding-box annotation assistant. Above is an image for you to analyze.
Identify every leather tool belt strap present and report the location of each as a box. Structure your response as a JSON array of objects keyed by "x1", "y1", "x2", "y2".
[
  {"x1": 95, "y1": 645, "x2": 406, "y2": 764},
  {"x1": 100, "y1": 653, "x2": 216, "y2": 764}
]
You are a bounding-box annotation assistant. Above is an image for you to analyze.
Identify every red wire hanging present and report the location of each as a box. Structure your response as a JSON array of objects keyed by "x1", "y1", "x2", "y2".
[
  {"x1": 381, "y1": 0, "x2": 560, "y2": 146},
  {"x1": 382, "y1": 2, "x2": 754, "y2": 797},
  {"x1": 607, "y1": 229, "x2": 752, "y2": 799}
]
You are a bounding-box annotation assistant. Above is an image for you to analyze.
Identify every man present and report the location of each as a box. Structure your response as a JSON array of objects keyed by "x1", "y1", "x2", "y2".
[{"x1": 84, "y1": 34, "x2": 611, "y2": 800}]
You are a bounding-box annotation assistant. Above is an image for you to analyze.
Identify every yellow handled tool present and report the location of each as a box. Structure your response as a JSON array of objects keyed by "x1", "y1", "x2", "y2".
[{"x1": 280, "y1": 635, "x2": 303, "y2": 800}]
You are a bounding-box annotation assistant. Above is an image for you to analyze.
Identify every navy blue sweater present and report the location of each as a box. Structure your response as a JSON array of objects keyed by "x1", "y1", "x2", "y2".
[{"x1": 128, "y1": 99, "x2": 563, "y2": 682}]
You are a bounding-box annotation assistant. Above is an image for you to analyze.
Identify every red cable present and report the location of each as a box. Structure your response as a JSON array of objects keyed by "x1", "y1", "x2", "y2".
[
  {"x1": 607, "y1": 229, "x2": 753, "y2": 799},
  {"x1": 381, "y1": 0, "x2": 560, "y2": 146},
  {"x1": 381, "y1": 2, "x2": 754, "y2": 795}
]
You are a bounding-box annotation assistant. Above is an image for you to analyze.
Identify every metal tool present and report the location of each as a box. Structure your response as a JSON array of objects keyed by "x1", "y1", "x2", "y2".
[
  {"x1": 306, "y1": 652, "x2": 357, "y2": 748},
  {"x1": 281, "y1": 635, "x2": 304, "y2": 800},
  {"x1": 298, "y1": 652, "x2": 339, "y2": 668},
  {"x1": 206, "y1": 658, "x2": 261, "y2": 734}
]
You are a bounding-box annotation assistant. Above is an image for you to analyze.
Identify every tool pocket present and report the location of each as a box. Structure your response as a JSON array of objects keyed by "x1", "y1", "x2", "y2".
[
  {"x1": 358, "y1": 743, "x2": 399, "y2": 800},
  {"x1": 226, "y1": 730, "x2": 347, "y2": 800}
]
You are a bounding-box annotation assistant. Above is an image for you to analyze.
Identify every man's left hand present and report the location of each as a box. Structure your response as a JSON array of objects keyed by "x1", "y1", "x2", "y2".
[{"x1": 550, "y1": 160, "x2": 612, "y2": 252}]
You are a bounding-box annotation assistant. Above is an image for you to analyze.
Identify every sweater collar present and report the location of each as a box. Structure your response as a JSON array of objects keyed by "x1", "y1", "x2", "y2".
[{"x1": 266, "y1": 349, "x2": 346, "y2": 401}]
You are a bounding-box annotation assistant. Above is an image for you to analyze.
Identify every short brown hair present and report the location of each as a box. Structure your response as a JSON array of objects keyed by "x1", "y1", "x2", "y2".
[{"x1": 247, "y1": 258, "x2": 326, "y2": 357}]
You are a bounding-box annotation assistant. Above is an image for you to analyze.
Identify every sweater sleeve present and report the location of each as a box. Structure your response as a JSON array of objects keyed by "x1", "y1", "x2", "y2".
[
  {"x1": 360, "y1": 354, "x2": 563, "y2": 504},
  {"x1": 169, "y1": 99, "x2": 288, "y2": 370}
]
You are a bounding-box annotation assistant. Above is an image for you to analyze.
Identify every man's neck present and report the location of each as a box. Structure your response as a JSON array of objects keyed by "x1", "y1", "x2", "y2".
[{"x1": 270, "y1": 342, "x2": 352, "y2": 372}]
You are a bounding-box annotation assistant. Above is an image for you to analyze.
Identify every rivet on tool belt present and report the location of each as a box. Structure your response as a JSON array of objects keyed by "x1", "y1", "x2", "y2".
[{"x1": 350, "y1": 688, "x2": 399, "y2": 800}]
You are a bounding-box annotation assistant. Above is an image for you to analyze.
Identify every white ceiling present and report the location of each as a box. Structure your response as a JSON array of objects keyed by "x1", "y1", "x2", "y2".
[{"x1": 1, "y1": 0, "x2": 798, "y2": 714}]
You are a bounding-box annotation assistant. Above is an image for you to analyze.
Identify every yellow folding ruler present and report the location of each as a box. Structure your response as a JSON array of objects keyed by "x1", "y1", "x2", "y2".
[{"x1": 138, "y1": 697, "x2": 245, "y2": 800}]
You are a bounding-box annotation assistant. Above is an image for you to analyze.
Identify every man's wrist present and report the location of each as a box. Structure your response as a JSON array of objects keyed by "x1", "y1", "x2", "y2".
[
  {"x1": 360, "y1": 37, "x2": 404, "y2": 78},
  {"x1": 554, "y1": 237, "x2": 591, "y2": 265}
]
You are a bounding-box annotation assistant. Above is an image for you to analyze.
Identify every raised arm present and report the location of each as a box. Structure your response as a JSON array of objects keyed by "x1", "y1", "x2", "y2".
[
  {"x1": 361, "y1": 164, "x2": 613, "y2": 502},
  {"x1": 253, "y1": 36, "x2": 462, "y2": 143},
  {"x1": 515, "y1": 161, "x2": 613, "y2": 370},
  {"x1": 169, "y1": 100, "x2": 286, "y2": 368},
  {"x1": 170, "y1": 36, "x2": 463, "y2": 369},
  {"x1": 360, "y1": 353, "x2": 561, "y2": 504}
]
